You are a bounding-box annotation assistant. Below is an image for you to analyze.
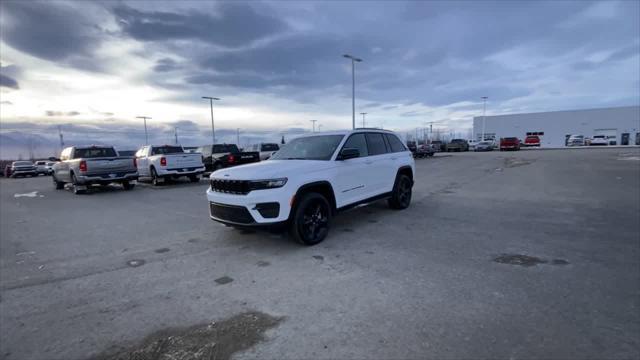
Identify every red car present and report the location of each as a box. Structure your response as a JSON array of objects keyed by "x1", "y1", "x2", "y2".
[
  {"x1": 500, "y1": 137, "x2": 521, "y2": 151},
  {"x1": 524, "y1": 135, "x2": 541, "y2": 147}
]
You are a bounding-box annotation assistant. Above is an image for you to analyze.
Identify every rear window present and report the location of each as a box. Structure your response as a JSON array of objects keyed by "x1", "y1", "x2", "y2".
[
  {"x1": 261, "y1": 144, "x2": 279, "y2": 151},
  {"x1": 386, "y1": 134, "x2": 407, "y2": 152},
  {"x1": 151, "y1": 146, "x2": 184, "y2": 155},
  {"x1": 213, "y1": 144, "x2": 240, "y2": 153},
  {"x1": 366, "y1": 133, "x2": 388, "y2": 156},
  {"x1": 73, "y1": 147, "x2": 117, "y2": 158},
  {"x1": 526, "y1": 136, "x2": 539, "y2": 139},
  {"x1": 503, "y1": 137, "x2": 518, "y2": 141},
  {"x1": 451, "y1": 139, "x2": 466, "y2": 143}
]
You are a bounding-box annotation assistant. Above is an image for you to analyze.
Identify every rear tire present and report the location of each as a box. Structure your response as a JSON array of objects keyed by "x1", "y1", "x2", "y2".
[
  {"x1": 122, "y1": 181, "x2": 135, "y2": 190},
  {"x1": 189, "y1": 175, "x2": 200, "y2": 183},
  {"x1": 151, "y1": 167, "x2": 161, "y2": 186},
  {"x1": 388, "y1": 174, "x2": 412, "y2": 210},
  {"x1": 71, "y1": 173, "x2": 86, "y2": 195},
  {"x1": 289, "y1": 192, "x2": 331, "y2": 246},
  {"x1": 53, "y1": 175, "x2": 64, "y2": 190}
]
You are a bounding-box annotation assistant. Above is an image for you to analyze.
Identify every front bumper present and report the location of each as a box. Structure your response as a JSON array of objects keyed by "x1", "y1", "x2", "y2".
[
  {"x1": 206, "y1": 184, "x2": 292, "y2": 225},
  {"x1": 76, "y1": 172, "x2": 138, "y2": 184},
  {"x1": 11, "y1": 170, "x2": 36, "y2": 176}
]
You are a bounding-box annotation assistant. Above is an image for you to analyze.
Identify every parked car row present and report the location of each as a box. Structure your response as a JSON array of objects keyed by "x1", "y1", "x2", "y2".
[{"x1": 3, "y1": 160, "x2": 55, "y2": 178}]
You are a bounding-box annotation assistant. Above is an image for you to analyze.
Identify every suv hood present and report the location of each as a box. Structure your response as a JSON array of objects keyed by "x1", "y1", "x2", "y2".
[{"x1": 210, "y1": 160, "x2": 335, "y2": 180}]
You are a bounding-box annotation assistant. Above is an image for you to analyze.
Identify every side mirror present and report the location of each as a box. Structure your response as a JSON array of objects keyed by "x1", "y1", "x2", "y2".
[
  {"x1": 48, "y1": 157, "x2": 60, "y2": 162},
  {"x1": 338, "y1": 148, "x2": 360, "y2": 160}
]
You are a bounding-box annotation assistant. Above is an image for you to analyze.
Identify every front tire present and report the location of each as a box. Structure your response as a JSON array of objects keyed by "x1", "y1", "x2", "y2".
[
  {"x1": 388, "y1": 174, "x2": 412, "y2": 210},
  {"x1": 289, "y1": 192, "x2": 331, "y2": 246},
  {"x1": 189, "y1": 175, "x2": 200, "y2": 183}
]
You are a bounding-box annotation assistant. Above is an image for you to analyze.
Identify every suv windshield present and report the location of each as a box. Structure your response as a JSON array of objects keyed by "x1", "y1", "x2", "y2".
[
  {"x1": 74, "y1": 147, "x2": 117, "y2": 158},
  {"x1": 152, "y1": 146, "x2": 183, "y2": 155},
  {"x1": 261, "y1": 144, "x2": 279, "y2": 151},
  {"x1": 270, "y1": 135, "x2": 344, "y2": 161},
  {"x1": 14, "y1": 161, "x2": 33, "y2": 166}
]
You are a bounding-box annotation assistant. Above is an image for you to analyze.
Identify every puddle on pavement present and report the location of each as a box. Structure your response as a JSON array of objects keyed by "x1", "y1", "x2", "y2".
[
  {"x1": 126, "y1": 259, "x2": 146, "y2": 268},
  {"x1": 214, "y1": 276, "x2": 234, "y2": 285},
  {"x1": 493, "y1": 254, "x2": 547, "y2": 267},
  {"x1": 256, "y1": 260, "x2": 270, "y2": 267},
  {"x1": 312, "y1": 255, "x2": 324, "y2": 261},
  {"x1": 493, "y1": 254, "x2": 570, "y2": 267},
  {"x1": 90, "y1": 311, "x2": 282, "y2": 360},
  {"x1": 154, "y1": 248, "x2": 170, "y2": 254},
  {"x1": 503, "y1": 157, "x2": 535, "y2": 168}
]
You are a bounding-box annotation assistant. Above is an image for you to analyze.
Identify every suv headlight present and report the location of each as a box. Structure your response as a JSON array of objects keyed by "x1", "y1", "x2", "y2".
[{"x1": 249, "y1": 178, "x2": 287, "y2": 190}]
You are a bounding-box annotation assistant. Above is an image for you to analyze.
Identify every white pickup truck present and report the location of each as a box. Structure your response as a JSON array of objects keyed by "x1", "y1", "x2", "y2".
[{"x1": 135, "y1": 145, "x2": 205, "y2": 185}]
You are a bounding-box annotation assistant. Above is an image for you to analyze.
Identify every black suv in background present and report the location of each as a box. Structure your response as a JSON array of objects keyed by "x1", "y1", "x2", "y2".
[
  {"x1": 196, "y1": 144, "x2": 260, "y2": 172},
  {"x1": 446, "y1": 139, "x2": 469, "y2": 152}
]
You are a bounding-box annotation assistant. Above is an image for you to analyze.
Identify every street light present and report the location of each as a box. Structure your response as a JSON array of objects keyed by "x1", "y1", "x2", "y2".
[
  {"x1": 202, "y1": 96, "x2": 220, "y2": 144},
  {"x1": 343, "y1": 54, "x2": 363, "y2": 130},
  {"x1": 318, "y1": 124, "x2": 323, "y2": 132},
  {"x1": 360, "y1": 112, "x2": 367, "y2": 128},
  {"x1": 310, "y1": 119, "x2": 318, "y2": 133},
  {"x1": 136, "y1": 116, "x2": 151, "y2": 145},
  {"x1": 236, "y1": 128, "x2": 240, "y2": 146},
  {"x1": 481, "y1": 96, "x2": 488, "y2": 141}
]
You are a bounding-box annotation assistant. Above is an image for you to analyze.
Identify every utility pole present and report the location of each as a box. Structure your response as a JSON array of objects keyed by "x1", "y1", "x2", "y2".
[
  {"x1": 58, "y1": 126, "x2": 64, "y2": 150},
  {"x1": 481, "y1": 96, "x2": 488, "y2": 141},
  {"x1": 136, "y1": 116, "x2": 151, "y2": 145},
  {"x1": 174, "y1": 127, "x2": 178, "y2": 145},
  {"x1": 360, "y1": 112, "x2": 367, "y2": 128},
  {"x1": 343, "y1": 54, "x2": 363, "y2": 130},
  {"x1": 318, "y1": 124, "x2": 323, "y2": 132},
  {"x1": 310, "y1": 119, "x2": 318, "y2": 133},
  {"x1": 202, "y1": 96, "x2": 220, "y2": 144},
  {"x1": 236, "y1": 128, "x2": 240, "y2": 145}
]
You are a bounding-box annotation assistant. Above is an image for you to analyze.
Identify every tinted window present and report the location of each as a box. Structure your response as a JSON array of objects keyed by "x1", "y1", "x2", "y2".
[
  {"x1": 366, "y1": 133, "x2": 387, "y2": 155},
  {"x1": 35, "y1": 161, "x2": 46, "y2": 165},
  {"x1": 151, "y1": 146, "x2": 183, "y2": 155},
  {"x1": 342, "y1": 134, "x2": 368, "y2": 157},
  {"x1": 261, "y1": 144, "x2": 279, "y2": 151},
  {"x1": 14, "y1": 161, "x2": 33, "y2": 166},
  {"x1": 271, "y1": 135, "x2": 344, "y2": 161},
  {"x1": 73, "y1": 147, "x2": 117, "y2": 158},
  {"x1": 386, "y1": 134, "x2": 406, "y2": 152}
]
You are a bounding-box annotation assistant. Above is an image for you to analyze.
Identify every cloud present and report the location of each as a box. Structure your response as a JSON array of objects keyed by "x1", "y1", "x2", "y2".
[
  {"x1": 113, "y1": 2, "x2": 286, "y2": 48},
  {"x1": 0, "y1": 1, "x2": 106, "y2": 66},
  {"x1": 153, "y1": 58, "x2": 180, "y2": 72},
  {"x1": 45, "y1": 111, "x2": 81, "y2": 117},
  {"x1": 0, "y1": 74, "x2": 19, "y2": 89}
]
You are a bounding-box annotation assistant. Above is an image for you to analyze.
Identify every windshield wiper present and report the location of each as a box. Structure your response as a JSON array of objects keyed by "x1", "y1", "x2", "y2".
[{"x1": 282, "y1": 157, "x2": 307, "y2": 160}]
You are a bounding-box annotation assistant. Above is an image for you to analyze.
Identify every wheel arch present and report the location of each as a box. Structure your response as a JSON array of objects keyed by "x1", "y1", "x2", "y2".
[
  {"x1": 291, "y1": 181, "x2": 337, "y2": 217},
  {"x1": 397, "y1": 165, "x2": 413, "y2": 183}
]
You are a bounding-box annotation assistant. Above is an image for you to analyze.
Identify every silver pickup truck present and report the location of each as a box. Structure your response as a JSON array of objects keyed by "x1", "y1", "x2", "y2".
[{"x1": 51, "y1": 145, "x2": 138, "y2": 194}]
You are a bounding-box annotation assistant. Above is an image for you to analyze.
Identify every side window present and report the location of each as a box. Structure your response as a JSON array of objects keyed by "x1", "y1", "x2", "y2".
[
  {"x1": 342, "y1": 133, "x2": 368, "y2": 157},
  {"x1": 365, "y1": 133, "x2": 387, "y2": 156},
  {"x1": 386, "y1": 134, "x2": 407, "y2": 152}
]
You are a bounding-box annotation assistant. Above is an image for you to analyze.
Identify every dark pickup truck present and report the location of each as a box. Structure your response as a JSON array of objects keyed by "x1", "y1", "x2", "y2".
[{"x1": 196, "y1": 144, "x2": 260, "y2": 172}]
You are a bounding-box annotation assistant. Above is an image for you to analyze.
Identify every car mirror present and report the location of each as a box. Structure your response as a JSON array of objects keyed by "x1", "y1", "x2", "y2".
[{"x1": 338, "y1": 148, "x2": 360, "y2": 160}]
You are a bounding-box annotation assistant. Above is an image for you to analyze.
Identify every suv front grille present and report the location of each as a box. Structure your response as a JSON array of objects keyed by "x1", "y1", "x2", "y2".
[
  {"x1": 210, "y1": 179, "x2": 250, "y2": 195},
  {"x1": 209, "y1": 202, "x2": 254, "y2": 224}
]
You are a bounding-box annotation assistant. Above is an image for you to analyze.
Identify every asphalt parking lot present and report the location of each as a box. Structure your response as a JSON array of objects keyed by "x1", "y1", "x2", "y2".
[{"x1": 1, "y1": 148, "x2": 639, "y2": 360}]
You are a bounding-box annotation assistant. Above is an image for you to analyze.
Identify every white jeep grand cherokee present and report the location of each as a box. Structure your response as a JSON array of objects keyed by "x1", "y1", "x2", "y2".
[{"x1": 206, "y1": 129, "x2": 415, "y2": 245}]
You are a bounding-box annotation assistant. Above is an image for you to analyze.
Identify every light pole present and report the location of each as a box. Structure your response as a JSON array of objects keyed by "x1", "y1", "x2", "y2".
[
  {"x1": 360, "y1": 112, "x2": 367, "y2": 128},
  {"x1": 318, "y1": 124, "x2": 323, "y2": 132},
  {"x1": 481, "y1": 96, "x2": 488, "y2": 141},
  {"x1": 136, "y1": 116, "x2": 151, "y2": 145},
  {"x1": 202, "y1": 96, "x2": 220, "y2": 144},
  {"x1": 310, "y1": 119, "x2": 318, "y2": 133},
  {"x1": 343, "y1": 54, "x2": 363, "y2": 130},
  {"x1": 236, "y1": 128, "x2": 240, "y2": 145},
  {"x1": 174, "y1": 127, "x2": 178, "y2": 144}
]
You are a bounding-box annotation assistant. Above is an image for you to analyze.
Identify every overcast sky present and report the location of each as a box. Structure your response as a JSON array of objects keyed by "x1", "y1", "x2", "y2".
[{"x1": 0, "y1": 0, "x2": 639, "y2": 156}]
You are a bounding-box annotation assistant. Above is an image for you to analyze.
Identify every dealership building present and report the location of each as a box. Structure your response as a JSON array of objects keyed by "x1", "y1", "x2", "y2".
[{"x1": 472, "y1": 105, "x2": 640, "y2": 147}]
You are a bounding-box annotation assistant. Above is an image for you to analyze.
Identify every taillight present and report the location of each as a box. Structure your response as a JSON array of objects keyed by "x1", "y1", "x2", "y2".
[
  {"x1": 79, "y1": 160, "x2": 87, "y2": 172},
  {"x1": 228, "y1": 155, "x2": 235, "y2": 163},
  {"x1": 160, "y1": 157, "x2": 167, "y2": 166},
  {"x1": 133, "y1": 158, "x2": 137, "y2": 168}
]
